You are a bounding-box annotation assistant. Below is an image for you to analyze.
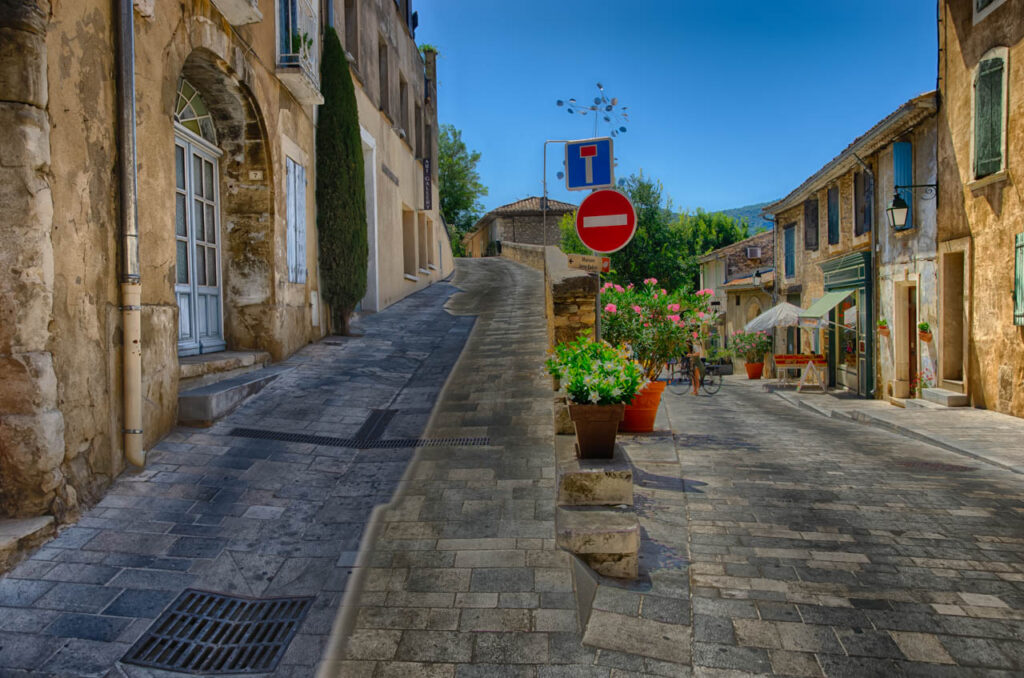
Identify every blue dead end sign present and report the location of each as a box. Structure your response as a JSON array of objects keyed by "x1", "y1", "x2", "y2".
[{"x1": 565, "y1": 137, "x2": 614, "y2": 191}]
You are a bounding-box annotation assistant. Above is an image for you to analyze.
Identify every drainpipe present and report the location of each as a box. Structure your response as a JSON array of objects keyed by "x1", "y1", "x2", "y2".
[{"x1": 116, "y1": 0, "x2": 145, "y2": 467}]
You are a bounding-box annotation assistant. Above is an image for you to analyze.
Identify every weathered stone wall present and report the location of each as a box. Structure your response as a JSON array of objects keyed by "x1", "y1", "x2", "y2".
[
  {"x1": 501, "y1": 242, "x2": 545, "y2": 272},
  {"x1": 0, "y1": 0, "x2": 70, "y2": 518},
  {"x1": 938, "y1": 0, "x2": 1024, "y2": 417},
  {"x1": 495, "y1": 213, "x2": 565, "y2": 248}
]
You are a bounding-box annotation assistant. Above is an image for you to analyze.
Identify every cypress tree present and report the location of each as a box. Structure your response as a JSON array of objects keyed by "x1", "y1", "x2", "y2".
[{"x1": 316, "y1": 26, "x2": 367, "y2": 335}]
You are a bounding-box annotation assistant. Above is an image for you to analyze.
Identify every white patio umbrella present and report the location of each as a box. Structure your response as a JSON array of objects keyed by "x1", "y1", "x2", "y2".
[{"x1": 743, "y1": 302, "x2": 806, "y2": 332}]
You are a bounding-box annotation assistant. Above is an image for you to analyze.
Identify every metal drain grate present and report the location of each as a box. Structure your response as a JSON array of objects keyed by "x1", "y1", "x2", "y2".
[
  {"x1": 895, "y1": 460, "x2": 976, "y2": 473},
  {"x1": 228, "y1": 427, "x2": 489, "y2": 449},
  {"x1": 122, "y1": 589, "x2": 313, "y2": 674}
]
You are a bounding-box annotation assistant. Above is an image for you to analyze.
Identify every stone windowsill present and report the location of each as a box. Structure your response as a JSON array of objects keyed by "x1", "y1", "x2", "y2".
[
  {"x1": 968, "y1": 170, "x2": 1009, "y2": 191},
  {"x1": 428, "y1": 264, "x2": 439, "y2": 271},
  {"x1": 418, "y1": 268, "x2": 430, "y2": 275},
  {"x1": 403, "y1": 273, "x2": 418, "y2": 282}
]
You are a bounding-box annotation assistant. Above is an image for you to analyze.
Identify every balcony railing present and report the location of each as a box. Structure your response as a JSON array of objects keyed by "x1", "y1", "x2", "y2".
[{"x1": 277, "y1": 0, "x2": 323, "y2": 105}]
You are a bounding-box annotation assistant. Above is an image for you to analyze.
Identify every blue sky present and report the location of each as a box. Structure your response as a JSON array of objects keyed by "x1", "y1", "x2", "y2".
[{"x1": 416, "y1": 1, "x2": 937, "y2": 214}]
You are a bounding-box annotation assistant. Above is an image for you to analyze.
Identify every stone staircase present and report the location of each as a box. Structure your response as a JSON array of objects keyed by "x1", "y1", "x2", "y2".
[
  {"x1": 177, "y1": 351, "x2": 293, "y2": 426},
  {"x1": 0, "y1": 517, "x2": 55, "y2": 574}
]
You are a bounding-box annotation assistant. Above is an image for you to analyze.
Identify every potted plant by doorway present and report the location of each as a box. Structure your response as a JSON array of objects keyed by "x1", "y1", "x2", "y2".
[
  {"x1": 877, "y1": 318, "x2": 890, "y2": 337},
  {"x1": 546, "y1": 332, "x2": 645, "y2": 459},
  {"x1": 732, "y1": 330, "x2": 773, "y2": 379},
  {"x1": 918, "y1": 321, "x2": 933, "y2": 343}
]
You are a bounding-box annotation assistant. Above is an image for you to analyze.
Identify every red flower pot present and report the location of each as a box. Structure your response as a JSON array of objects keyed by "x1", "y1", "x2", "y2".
[
  {"x1": 744, "y1": 362, "x2": 764, "y2": 380},
  {"x1": 568, "y1": 403, "x2": 625, "y2": 459},
  {"x1": 620, "y1": 381, "x2": 666, "y2": 432}
]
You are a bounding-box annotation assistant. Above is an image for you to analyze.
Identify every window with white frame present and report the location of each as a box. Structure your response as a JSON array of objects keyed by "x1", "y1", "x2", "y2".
[
  {"x1": 286, "y1": 157, "x2": 307, "y2": 283},
  {"x1": 973, "y1": 47, "x2": 1008, "y2": 180}
]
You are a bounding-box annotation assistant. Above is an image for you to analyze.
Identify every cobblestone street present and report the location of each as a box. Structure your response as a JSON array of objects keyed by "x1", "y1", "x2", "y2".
[{"x1": 667, "y1": 381, "x2": 1024, "y2": 676}]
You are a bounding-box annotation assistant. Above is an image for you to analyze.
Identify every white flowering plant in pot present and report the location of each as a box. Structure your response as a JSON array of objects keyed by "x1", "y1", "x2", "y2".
[{"x1": 545, "y1": 332, "x2": 646, "y2": 405}]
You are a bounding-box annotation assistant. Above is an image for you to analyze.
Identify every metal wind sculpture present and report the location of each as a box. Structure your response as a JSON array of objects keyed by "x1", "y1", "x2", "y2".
[{"x1": 556, "y1": 82, "x2": 629, "y2": 139}]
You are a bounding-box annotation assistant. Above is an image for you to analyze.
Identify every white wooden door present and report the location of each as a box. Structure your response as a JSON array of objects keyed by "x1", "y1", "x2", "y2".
[{"x1": 175, "y1": 135, "x2": 225, "y2": 356}]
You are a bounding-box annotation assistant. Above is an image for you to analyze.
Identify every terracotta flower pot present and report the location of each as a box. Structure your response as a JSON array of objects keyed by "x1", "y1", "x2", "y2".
[
  {"x1": 878, "y1": 327, "x2": 890, "y2": 337},
  {"x1": 918, "y1": 331, "x2": 933, "y2": 343},
  {"x1": 620, "y1": 381, "x2": 666, "y2": 432},
  {"x1": 568, "y1": 403, "x2": 625, "y2": 459},
  {"x1": 744, "y1": 362, "x2": 764, "y2": 380}
]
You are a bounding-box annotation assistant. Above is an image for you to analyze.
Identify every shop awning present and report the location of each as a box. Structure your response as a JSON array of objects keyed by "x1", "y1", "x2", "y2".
[{"x1": 797, "y1": 290, "x2": 851, "y2": 327}]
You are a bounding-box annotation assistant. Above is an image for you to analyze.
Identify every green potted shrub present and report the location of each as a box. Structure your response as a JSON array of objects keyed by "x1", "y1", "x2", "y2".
[
  {"x1": 546, "y1": 332, "x2": 645, "y2": 458},
  {"x1": 918, "y1": 321, "x2": 932, "y2": 343},
  {"x1": 600, "y1": 280, "x2": 718, "y2": 430},
  {"x1": 706, "y1": 346, "x2": 735, "y2": 375},
  {"x1": 731, "y1": 330, "x2": 774, "y2": 379}
]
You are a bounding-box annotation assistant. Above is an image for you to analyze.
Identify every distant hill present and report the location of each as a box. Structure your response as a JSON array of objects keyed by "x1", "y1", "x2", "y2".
[{"x1": 718, "y1": 201, "x2": 775, "y2": 234}]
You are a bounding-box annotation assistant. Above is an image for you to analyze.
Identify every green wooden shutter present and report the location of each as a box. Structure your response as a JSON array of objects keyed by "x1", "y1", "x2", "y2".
[
  {"x1": 975, "y1": 58, "x2": 1004, "y2": 179},
  {"x1": 893, "y1": 142, "x2": 913, "y2": 230},
  {"x1": 1015, "y1": 232, "x2": 1024, "y2": 326},
  {"x1": 827, "y1": 186, "x2": 839, "y2": 244}
]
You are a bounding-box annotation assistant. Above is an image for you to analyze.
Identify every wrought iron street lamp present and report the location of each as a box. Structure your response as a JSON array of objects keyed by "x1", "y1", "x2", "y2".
[{"x1": 886, "y1": 184, "x2": 937, "y2": 230}]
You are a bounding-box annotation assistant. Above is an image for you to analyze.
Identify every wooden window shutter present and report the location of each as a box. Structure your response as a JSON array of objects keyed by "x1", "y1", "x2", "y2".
[
  {"x1": 854, "y1": 171, "x2": 872, "y2": 236},
  {"x1": 296, "y1": 163, "x2": 307, "y2": 284},
  {"x1": 286, "y1": 158, "x2": 297, "y2": 282},
  {"x1": 975, "y1": 57, "x2": 1003, "y2": 179},
  {"x1": 803, "y1": 199, "x2": 818, "y2": 251},
  {"x1": 893, "y1": 142, "x2": 914, "y2": 229},
  {"x1": 784, "y1": 225, "x2": 795, "y2": 278},
  {"x1": 1015, "y1": 232, "x2": 1024, "y2": 326},
  {"x1": 827, "y1": 186, "x2": 839, "y2": 244}
]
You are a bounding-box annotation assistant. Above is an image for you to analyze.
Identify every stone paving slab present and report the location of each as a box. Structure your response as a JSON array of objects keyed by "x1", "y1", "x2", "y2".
[
  {"x1": 667, "y1": 376, "x2": 1024, "y2": 676},
  {"x1": 0, "y1": 278, "x2": 474, "y2": 677}
]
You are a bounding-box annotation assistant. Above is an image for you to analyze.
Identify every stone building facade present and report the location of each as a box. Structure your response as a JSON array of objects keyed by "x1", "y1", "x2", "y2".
[
  {"x1": 0, "y1": 0, "x2": 449, "y2": 522},
  {"x1": 697, "y1": 230, "x2": 775, "y2": 362},
  {"x1": 766, "y1": 93, "x2": 937, "y2": 398},
  {"x1": 464, "y1": 197, "x2": 576, "y2": 258},
  {"x1": 937, "y1": 0, "x2": 1024, "y2": 417}
]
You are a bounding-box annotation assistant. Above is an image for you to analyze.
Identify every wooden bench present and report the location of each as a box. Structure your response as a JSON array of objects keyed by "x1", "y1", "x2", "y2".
[{"x1": 773, "y1": 354, "x2": 827, "y2": 391}]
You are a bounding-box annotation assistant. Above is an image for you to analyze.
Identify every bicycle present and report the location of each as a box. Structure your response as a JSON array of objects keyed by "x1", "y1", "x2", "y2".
[{"x1": 666, "y1": 356, "x2": 721, "y2": 396}]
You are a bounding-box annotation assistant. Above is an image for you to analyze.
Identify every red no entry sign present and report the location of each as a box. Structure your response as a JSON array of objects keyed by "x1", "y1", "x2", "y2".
[{"x1": 575, "y1": 189, "x2": 637, "y2": 253}]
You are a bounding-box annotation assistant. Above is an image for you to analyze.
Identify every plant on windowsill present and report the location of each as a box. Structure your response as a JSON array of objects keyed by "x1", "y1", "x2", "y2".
[
  {"x1": 918, "y1": 321, "x2": 933, "y2": 343},
  {"x1": 877, "y1": 318, "x2": 890, "y2": 337},
  {"x1": 546, "y1": 332, "x2": 645, "y2": 459},
  {"x1": 291, "y1": 31, "x2": 314, "y2": 62}
]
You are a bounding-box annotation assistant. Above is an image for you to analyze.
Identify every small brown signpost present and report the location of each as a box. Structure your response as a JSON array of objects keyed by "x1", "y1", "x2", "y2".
[{"x1": 567, "y1": 253, "x2": 611, "y2": 273}]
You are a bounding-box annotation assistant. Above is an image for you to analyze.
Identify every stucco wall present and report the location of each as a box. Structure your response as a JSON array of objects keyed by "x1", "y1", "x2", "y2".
[
  {"x1": 938, "y1": 0, "x2": 1024, "y2": 416},
  {"x1": 876, "y1": 119, "x2": 939, "y2": 400}
]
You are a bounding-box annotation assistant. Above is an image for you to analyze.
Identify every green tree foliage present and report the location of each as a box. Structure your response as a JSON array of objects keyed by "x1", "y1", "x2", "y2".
[
  {"x1": 438, "y1": 123, "x2": 488, "y2": 255},
  {"x1": 573, "y1": 172, "x2": 750, "y2": 292},
  {"x1": 317, "y1": 27, "x2": 367, "y2": 334}
]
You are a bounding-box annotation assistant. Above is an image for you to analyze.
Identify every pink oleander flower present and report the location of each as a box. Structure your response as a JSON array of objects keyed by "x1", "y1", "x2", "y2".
[
  {"x1": 613, "y1": 284, "x2": 624, "y2": 293},
  {"x1": 604, "y1": 303, "x2": 617, "y2": 313},
  {"x1": 667, "y1": 303, "x2": 680, "y2": 312},
  {"x1": 643, "y1": 277, "x2": 658, "y2": 285},
  {"x1": 660, "y1": 289, "x2": 667, "y2": 295},
  {"x1": 697, "y1": 288, "x2": 714, "y2": 296},
  {"x1": 644, "y1": 322, "x2": 651, "y2": 327},
  {"x1": 697, "y1": 311, "x2": 706, "y2": 319},
  {"x1": 627, "y1": 284, "x2": 634, "y2": 290},
  {"x1": 602, "y1": 282, "x2": 614, "y2": 291},
  {"x1": 667, "y1": 314, "x2": 681, "y2": 323},
  {"x1": 632, "y1": 305, "x2": 642, "y2": 314},
  {"x1": 692, "y1": 331, "x2": 699, "y2": 338}
]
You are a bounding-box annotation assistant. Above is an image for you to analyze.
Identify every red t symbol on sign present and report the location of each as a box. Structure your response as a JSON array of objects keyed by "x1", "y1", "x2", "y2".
[{"x1": 579, "y1": 144, "x2": 598, "y2": 184}]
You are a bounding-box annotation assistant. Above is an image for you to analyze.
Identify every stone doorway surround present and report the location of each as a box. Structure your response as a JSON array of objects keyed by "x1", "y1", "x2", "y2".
[{"x1": 938, "y1": 237, "x2": 971, "y2": 394}]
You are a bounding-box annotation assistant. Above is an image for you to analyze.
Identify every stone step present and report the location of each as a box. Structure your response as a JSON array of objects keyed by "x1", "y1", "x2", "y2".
[
  {"x1": 178, "y1": 364, "x2": 293, "y2": 427},
  {"x1": 555, "y1": 506, "x2": 639, "y2": 580},
  {"x1": 178, "y1": 350, "x2": 271, "y2": 391},
  {"x1": 555, "y1": 435, "x2": 633, "y2": 507},
  {"x1": 0, "y1": 516, "x2": 56, "y2": 574},
  {"x1": 922, "y1": 387, "x2": 969, "y2": 407}
]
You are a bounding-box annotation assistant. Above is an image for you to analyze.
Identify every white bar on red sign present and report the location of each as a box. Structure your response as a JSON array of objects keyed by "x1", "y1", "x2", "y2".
[{"x1": 583, "y1": 214, "x2": 628, "y2": 228}]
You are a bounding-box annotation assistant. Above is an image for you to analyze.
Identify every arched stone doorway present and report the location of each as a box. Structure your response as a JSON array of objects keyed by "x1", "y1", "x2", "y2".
[
  {"x1": 745, "y1": 299, "x2": 762, "y2": 324},
  {"x1": 174, "y1": 49, "x2": 274, "y2": 355}
]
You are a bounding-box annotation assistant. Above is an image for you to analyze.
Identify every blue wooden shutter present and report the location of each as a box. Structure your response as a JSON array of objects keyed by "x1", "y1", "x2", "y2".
[
  {"x1": 1015, "y1": 232, "x2": 1024, "y2": 326},
  {"x1": 893, "y1": 142, "x2": 913, "y2": 229},
  {"x1": 975, "y1": 58, "x2": 1003, "y2": 179},
  {"x1": 286, "y1": 158, "x2": 296, "y2": 282},
  {"x1": 296, "y1": 163, "x2": 307, "y2": 284},
  {"x1": 784, "y1": 226, "x2": 795, "y2": 278},
  {"x1": 827, "y1": 186, "x2": 839, "y2": 244}
]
